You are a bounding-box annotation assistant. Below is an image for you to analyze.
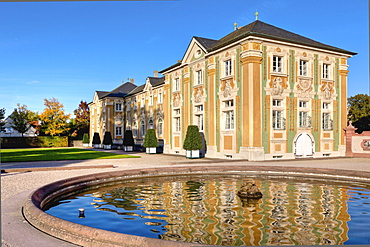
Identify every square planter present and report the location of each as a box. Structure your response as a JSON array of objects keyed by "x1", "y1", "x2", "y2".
[
  {"x1": 93, "y1": 144, "x2": 101, "y2": 149},
  {"x1": 124, "y1": 146, "x2": 133, "y2": 152},
  {"x1": 146, "y1": 147, "x2": 157, "y2": 154},
  {"x1": 83, "y1": 143, "x2": 89, "y2": 147},
  {"x1": 186, "y1": 150, "x2": 200, "y2": 159},
  {"x1": 104, "y1": 144, "x2": 111, "y2": 150}
]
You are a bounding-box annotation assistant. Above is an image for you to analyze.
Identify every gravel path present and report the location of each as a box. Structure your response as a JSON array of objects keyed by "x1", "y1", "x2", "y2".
[{"x1": 1, "y1": 153, "x2": 369, "y2": 247}]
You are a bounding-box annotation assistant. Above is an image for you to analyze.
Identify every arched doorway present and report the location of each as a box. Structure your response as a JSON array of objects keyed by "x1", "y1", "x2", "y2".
[{"x1": 294, "y1": 132, "x2": 314, "y2": 158}]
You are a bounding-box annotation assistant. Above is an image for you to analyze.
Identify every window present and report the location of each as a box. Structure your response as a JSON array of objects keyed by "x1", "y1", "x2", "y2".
[
  {"x1": 196, "y1": 114, "x2": 204, "y2": 131},
  {"x1": 299, "y1": 101, "x2": 308, "y2": 108},
  {"x1": 224, "y1": 100, "x2": 234, "y2": 108},
  {"x1": 225, "y1": 60, "x2": 232, "y2": 77},
  {"x1": 196, "y1": 105, "x2": 203, "y2": 112},
  {"x1": 272, "y1": 110, "x2": 285, "y2": 130},
  {"x1": 158, "y1": 119, "x2": 163, "y2": 136},
  {"x1": 141, "y1": 121, "x2": 146, "y2": 137},
  {"x1": 323, "y1": 102, "x2": 330, "y2": 110},
  {"x1": 174, "y1": 109, "x2": 180, "y2": 115},
  {"x1": 115, "y1": 103, "x2": 122, "y2": 111},
  {"x1": 225, "y1": 110, "x2": 234, "y2": 129},
  {"x1": 322, "y1": 113, "x2": 333, "y2": 130},
  {"x1": 323, "y1": 64, "x2": 330, "y2": 79},
  {"x1": 299, "y1": 60, "x2": 307, "y2": 76},
  {"x1": 115, "y1": 126, "x2": 122, "y2": 136},
  {"x1": 174, "y1": 78, "x2": 180, "y2": 91},
  {"x1": 299, "y1": 111, "x2": 311, "y2": 128},
  {"x1": 272, "y1": 99, "x2": 282, "y2": 107},
  {"x1": 149, "y1": 96, "x2": 153, "y2": 106},
  {"x1": 158, "y1": 93, "x2": 163, "y2": 104},
  {"x1": 273, "y1": 56, "x2": 282, "y2": 73},
  {"x1": 175, "y1": 117, "x2": 181, "y2": 132},
  {"x1": 148, "y1": 119, "x2": 154, "y2": 129},
  {"x1": 141, "y1": 97, "x2": 145, "y2": 108},
  {"x1": 196, "y1": 70, "x2": 203, "y2": 85}
]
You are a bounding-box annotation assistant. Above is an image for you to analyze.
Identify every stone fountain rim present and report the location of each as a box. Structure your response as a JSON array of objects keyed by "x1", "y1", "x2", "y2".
[{"x1": 22, "y1": 165, "x2": 370, "y2": 247}]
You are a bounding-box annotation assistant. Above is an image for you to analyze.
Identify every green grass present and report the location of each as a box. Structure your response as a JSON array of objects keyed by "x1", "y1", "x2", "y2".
[{"x1": 0, "y1": 148, "x2": 140, "y2": 163}]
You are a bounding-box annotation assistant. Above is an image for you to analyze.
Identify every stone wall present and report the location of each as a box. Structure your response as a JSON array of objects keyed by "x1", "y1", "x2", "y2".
[{"x1": 344, "y1": 122, "x2": 370, "y2": 158}]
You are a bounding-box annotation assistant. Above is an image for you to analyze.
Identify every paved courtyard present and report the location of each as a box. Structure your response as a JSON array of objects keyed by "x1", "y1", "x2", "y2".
[{"x1": 1, "y1": 150, "x2": 369, "y2": 247}]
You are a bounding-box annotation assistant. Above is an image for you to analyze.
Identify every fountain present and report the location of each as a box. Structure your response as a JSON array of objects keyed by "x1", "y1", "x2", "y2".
[{"x1": 23, "y1": 165, "x2": 370, "y2": 246}]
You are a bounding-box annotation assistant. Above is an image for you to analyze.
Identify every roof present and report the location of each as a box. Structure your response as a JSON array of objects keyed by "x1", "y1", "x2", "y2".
[
  {"x1": 96, "y1": 91, "x2": 109, "y2": 99},
  {"x1": 128, "y1": 76, "x2": 165, "y2": 96},
  {"x1": 160, "y1": 20, "x2": 356, "y2": 73},
  {"x1": 101, "y1": 82, "x2": 137, "y2": 98},
  {"x1": 210, "y1": 20, "x2": 357, "y2": 55}
]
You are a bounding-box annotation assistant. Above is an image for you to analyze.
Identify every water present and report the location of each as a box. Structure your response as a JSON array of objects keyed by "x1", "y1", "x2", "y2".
[{"x1": 45, "y1": 175, "x2": 370, "y2": 246}]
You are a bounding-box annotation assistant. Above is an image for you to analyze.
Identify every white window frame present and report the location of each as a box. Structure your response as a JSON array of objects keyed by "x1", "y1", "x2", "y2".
[
  {"x1": 299, "y1": 101, "x2": 308, "y2": 108},
  {"x1": 225, "y1": 60, "x2": 232, "y2": 77},
  {"x1": 272, "y1": 110, "x2": 284, "y2": 130},
  {"x1": 158, "y1": 119, "x2": 163, "y2": 136},
  {"x1": 196, "y1": 114, "x2": 204, "y2": 131},
  {"x1": 141, "y1": 121, "x2": 146, "y2": 137},
  {"x1": 174, "y1": 117, "x2": 181, "y2": 132},
  {"x1": 158, "y1": 92, "x2": 163, "y2": 104},
  {"x1": 299, "y1": 111, "x2": 311, "y2": 128},
  {"x1": 322, "y1": 63, "x2": 330, "y2": 79},
  {"x1": 174, "y1": 78, "x2": 180, "y2": 91},
  {"x1": 115, "y1": 103, "x2": 122, "y2": 111},
  {"x1": 224, "y1": 110, "x2": 234, "y2": 130},
  {"x1": 322, "y1": 112, "x2": 333, "y2": 131},
  {"x1": 196, "y1": 70, "x2": 203, "y2": 85},
  {"x1": 273, "y1": 56, "x2": 282, "y2": 73},
  {"x1": 323, "y1": 102, "x2": 330, "y2": 110},
  {"x1": 149, "y1": 95, "x2": 153, "y2": 106},
  {"x1": 224, "y1": 100, "x2": 234, "y2": 108},
  {"x1": 115, "y1": 126, "x2": 122, "y2": 136},
  {"x1": 272, "y1": 99, "x2": 282, "y2": 107},
  {"x1": 299, "y1": 60, "x2": 308, "y2": 76}
]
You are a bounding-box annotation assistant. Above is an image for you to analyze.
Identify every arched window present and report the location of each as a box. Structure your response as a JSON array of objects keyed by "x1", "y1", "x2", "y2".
[
  {"x1": 158, "y1": 119, "x2": 163, "y2": 136},
  {"x1": 148, "y1": 119, "x2": 154, "y2": 129},
  {"x1": 141, "y1": 120, "x2": 146, "y2": 137}
]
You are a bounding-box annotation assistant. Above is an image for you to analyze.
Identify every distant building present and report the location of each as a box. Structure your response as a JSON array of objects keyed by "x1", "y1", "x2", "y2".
[
  {"x1": 89, "y1": 20, "x2": 356, "y2": 160},
  {"x1": 0, "y1": 117, "x2": 38, "y2": 137}
]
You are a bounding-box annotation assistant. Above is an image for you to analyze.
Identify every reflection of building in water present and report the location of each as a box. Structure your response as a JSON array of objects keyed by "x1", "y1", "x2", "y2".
[{"x1": 155, "y1": 179, "x2": 350, "y2": 246}]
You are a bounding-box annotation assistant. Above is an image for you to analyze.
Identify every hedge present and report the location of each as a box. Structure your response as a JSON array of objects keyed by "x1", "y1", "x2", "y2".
[{"x1": 1, "y1": 136, "x2": 69, "y2": 148}]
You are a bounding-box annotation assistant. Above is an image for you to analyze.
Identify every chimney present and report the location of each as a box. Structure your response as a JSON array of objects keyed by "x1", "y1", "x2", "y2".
[
  {"x1": 130, "y1": 79, "x2": 135, "y2": 84},
  {"x1": 154, "y1": 70, "x2": 158, "y2": 77}
]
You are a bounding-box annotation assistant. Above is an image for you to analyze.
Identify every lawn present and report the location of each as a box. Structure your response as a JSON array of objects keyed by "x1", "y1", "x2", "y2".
[{"x1": 0, "y1": 148, "x2": 140, "y2": 163}]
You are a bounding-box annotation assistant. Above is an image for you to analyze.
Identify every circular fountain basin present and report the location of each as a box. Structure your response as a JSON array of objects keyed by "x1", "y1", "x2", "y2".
[{"x1": 23, "y1": 165, "x2": 370, "y2": 246}]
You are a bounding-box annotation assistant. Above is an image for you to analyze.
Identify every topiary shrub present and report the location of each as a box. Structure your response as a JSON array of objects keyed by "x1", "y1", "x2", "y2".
[
  {"x1": 92, "y1": 132, "x2": 101, "y2": 148},
  {"x1": 143, "y1": 129, "x2": 158, "y2": 148},
  {"x1": 103, "y1": 131, "x2": 113, "y2": 150},
  {"x1": 183, "y1": 125, "x2": 203, "y2": 150},
  {"x1": 82, "y1": 133, "x2": 89, "y2": 144},
  {"x1": 123, "y1": 130, "x2": 135, "y2": 152},
  {"x1": 92, "y1": 132, "x2": 101, "y2": 145},
  {"x1": 143, "y1": 129, "x2": 158, "y2": 154}
]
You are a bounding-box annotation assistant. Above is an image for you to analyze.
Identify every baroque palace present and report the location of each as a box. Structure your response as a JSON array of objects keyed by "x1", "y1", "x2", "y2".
[{"x1": 89, "y1": 20, "x2": 356, "y2": 161}]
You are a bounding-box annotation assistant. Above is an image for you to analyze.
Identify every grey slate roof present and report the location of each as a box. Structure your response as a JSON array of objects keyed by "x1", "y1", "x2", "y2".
[
  {"x1": 101, "y1": 82, "x2": 137, "y2": 98},
  {"x1": 96, "y1": 91, "x2": 109, "y2": 99},
  {"x1": 127, "y1": 76, "x2": 165, "y2": 96},
  {"x1": 161, "y1": 20, "x2": 356, "y2": 73}
]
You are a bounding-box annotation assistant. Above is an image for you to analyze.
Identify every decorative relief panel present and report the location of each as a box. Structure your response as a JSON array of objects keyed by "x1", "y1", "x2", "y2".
[
  {"x1": 193, "y1": 86, "x2": 204, "y2": 104},
  {"x1": 321, "y1": 81, "x2": 335, "y2": 100},
  {"x1": 270, "y1": 76, "x2": 287, "y2": 96},
  {"x1": 173, "y1": 92, "x2": 182, "y2": 108},
  {"x1": 296, "y1": 78, "x2": 313, "y2": 98}
]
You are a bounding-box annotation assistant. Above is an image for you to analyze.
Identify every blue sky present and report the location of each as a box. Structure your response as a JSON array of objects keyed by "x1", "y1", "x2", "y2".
[{"x1": 0, "y1": 0, "x2": 368, "y2": 117}]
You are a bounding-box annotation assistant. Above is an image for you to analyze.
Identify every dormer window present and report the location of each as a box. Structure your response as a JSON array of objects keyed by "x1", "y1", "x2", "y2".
[
  {"x1": 273, "y1": 56, "x2": 282, "y2": 73},
  {"x1": 115, "y1": 103, "x2": 122, "y2": 111}
]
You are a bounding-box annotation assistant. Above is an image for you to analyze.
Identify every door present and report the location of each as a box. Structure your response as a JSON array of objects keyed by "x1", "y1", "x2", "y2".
[{"x1": 294, "y1": 133, "x2": 314, "y2": 157}]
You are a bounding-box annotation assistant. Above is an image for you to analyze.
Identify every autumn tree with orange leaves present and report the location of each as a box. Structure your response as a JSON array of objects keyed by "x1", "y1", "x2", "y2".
[{"x1": 39, "y1": 98, "x2": 70, "y2": 136}]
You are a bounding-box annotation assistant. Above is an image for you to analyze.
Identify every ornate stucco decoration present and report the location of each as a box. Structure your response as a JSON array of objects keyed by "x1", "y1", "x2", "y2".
[
  {"x1": 223, "y1": 79, "x2": 232, "y2": 98},
  {"x1": 321, "y1": 81, "x2": 335, "y2": 100},
  {"x1": 297, "y1": 78, "x2": 313, "y2": 98},
  {"x1": 173, "y1": 92, "x2": 181, "y2": 108},
  {"x1": 219, "y1": 78, "x2": 238, "y2": 99},
  {"x1": 114, "y1": 114, "x2": 123, "y2": 125},
  {"x1": 271, "y1": 77, "x2": 284, "y2": 96},
  {"x1": 193, "y1": 86, "x2": 204, "y2": 104},
  {"x1": 156, "y1": 104, "x2": 164, "y2": 119}
]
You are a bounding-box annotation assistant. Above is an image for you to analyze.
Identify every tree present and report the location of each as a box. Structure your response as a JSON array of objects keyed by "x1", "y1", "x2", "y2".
[
  {"x1": 73, "y1": 101, "x2": 90, "y2": 134},
  {"x1": 348, "y1": 94, "x2": 370, "y2": 132},
  {"x1": 39, "y1": 98, "x2": 71, "y2": 136},
  {"x1": 183, "y1": 125, "x2": 203, "y2": 150},
  {"x1": 0, "y1": 108, "x2": 5, "y2": 132},
  {"x1": 10, "y1": 104, "x2": 31, "y2": 137}
]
